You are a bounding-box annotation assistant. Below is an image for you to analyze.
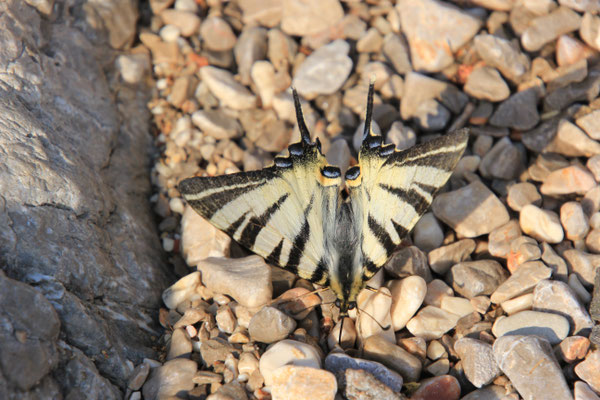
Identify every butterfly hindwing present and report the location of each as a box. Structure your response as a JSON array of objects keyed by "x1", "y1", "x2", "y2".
[
  {"x1": 347, "y1": 128, "x2": 469, "y2": 278},
  {"x1": 179, "y1": 113, "x2": 341, "y2": 287}
]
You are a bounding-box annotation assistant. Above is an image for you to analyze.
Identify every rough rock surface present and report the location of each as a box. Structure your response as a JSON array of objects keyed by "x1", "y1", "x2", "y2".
[{"x1": 0, "y1": 1, "x2": 171, "y2": 398}]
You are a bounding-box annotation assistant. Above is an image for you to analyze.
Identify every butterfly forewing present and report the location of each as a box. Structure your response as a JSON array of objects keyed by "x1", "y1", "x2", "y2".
[
  {"x1": 349, "y1": 129, "x2": 469, "y2": 276},
  {"x1": 179, "y1": 144, "x2": 341, "y2": 286}
]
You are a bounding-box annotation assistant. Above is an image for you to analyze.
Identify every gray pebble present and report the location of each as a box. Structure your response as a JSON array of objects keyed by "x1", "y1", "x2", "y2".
[
  {"x1": 344, "y1": 368, "x2": 403, "y2": 400},
  {"x1": 490, "y1": 88, "x2": 540, "y2": 131},
  {"x1": 533, "y1": 279, "x2": 594, "y2": 335},
  {"x1": 464, "y1": 66, "x2": 510, "y2": 102},
  {"x1": 447, "y1": 260, "x2": 508, "y2": 299},
  {"x1": 493, "y1": 335, "x2": 572, "y2": 400},
  {"x1": 384, "y1": 246, "x2": 432, "y2": 283},
  {"x1": 492, "y1": 310, "x2": 570, "y2": 344},
  {"x1": 142, "y1": 358, "x2": 197, "y2": 400},
  {"x1": 382, "y1": 33, "x2": 412, "y2": 75},
  {"x1": 363, "y1": 334, "x2": 422, "y2": 383},
  {"x1": 248, "y1": 306, "x2": 296, "y2": 343},
  {"x1": 488, "y1": 220, "x2": 522, "y2": 258},
  {"x1": 479, "y1": 137, "x2": 525, "y2": 180},
  {"x1": 491, "y1": 261, "x2": 552, "y2": 304},
  {"x1": 293, "y1": 40, "x2": 353, "y2": 99},
  {"x1": 234, "y1": 27, "x2": 268, "y2": 85},
  {"x1": 325, "y1": 352, "x2": 404, "y2": 392},
  {"x1": 507, "y1": 182, "x2": 542, "y2": 212},
  {"x1": 428, "y1": 239, "x2": 476, "y2": 275},
  {"x1": 454, "y1": 337, "x2": 500, "y2": 388},
  {"x1": 474, "y1": 34, "x2": 530, "y2": 83},
  {"x1": 521, "y1": 6, "x2": 581, "y2": 52}
]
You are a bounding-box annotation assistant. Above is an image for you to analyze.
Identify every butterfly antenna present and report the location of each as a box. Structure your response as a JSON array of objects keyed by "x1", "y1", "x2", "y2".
[
  {"x1": 292, "y1": 87, "x2": 312, "y2": 145},
  {"x1": 339, "y1": 316, "x2": 345, "y2": 345},
  {"x1": 357, "y1": 306, "x2": 391, "y2": 331},
  {"x1": 365, "y1": 286, "x2": 392, "y2": 298},
  {"x1": 362, "y1": 81, "x2": 375, "y2": 141}
]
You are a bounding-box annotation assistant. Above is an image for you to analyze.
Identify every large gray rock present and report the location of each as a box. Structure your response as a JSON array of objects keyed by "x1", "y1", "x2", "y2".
[{"x1": 0, "y1": 0, "x2": 171, "y2": 398}]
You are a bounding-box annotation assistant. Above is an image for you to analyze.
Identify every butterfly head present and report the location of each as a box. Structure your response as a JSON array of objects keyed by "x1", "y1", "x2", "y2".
[{"x1": 334, "y1": 298, "x2": 357, "y2": 317}]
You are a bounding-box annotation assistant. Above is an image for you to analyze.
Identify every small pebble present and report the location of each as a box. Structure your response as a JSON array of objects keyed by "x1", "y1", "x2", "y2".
[
  {"x1": 162, "y1": 271, "x2": 202, "y2": 310},
  {"x1": 406, "y1": 306, "x2": 460, "y2": 340},
  {"x1": 507, "y1": 182, "x2": 542, "y2": 212},
  {"x1": 200, "y1": 66, "x2": 257, "y2": 110},
  {"x1": 447, "y1": 260, "x2": 508, "y2": 299},
  {"x1": 492, "y1": 310, "x2": 570, "y2": 344},
  {"x1": 324, "y1": 352, "x2": 404, "y2": 393},
  {"x1": 142, "y1": 358, "x2": 197, "y2": 400},
  {"x1": 410, "y1": 375, "x2": 461, "y2": 400},
  {"x1": 424, "y1": 279, "x2": 454, "y2": 307},
  {"x1": 432, "y1": 181, "x2": 509, "y2": 238},
  {"x1": 259, "y1": 339, "x2": 322, "y2": 386},
  {"x1": 454, "y1": 337, "x2": 501, "y2": 388},
  {"x1": 387, "y1": 276, "x2": 426, "y2": 331},
  {"x1": 248, "y1": 306, "x2": 296, "y2": 343},
  {"x1": 344, "y1": 368, "x2": 403, "y2": 400},
  {"x1": 494, "y1": 335, "x2": 572, "y2": 400},
  {"x1": 270, "y1": 365, "x2": 337, "y2": 400},
  {"x1": 428, "y1": 239, "x2": 476, "y2": 275},
  {"x1": 464, "y1": 66, "x2": 510, "y2": 102},
  {"x1": 575, "y1": 350, "x2": 600, "y2": 394},
  {"x1": 197, "y1": 256, "x2": 272, "y2": 308},
  {"x1": 519, "y1": 204, "x2": 565, "y2": 244},
  {"x1": 363, "y1": 333, "x2": 422, "y2": 383},
  {"x1": 412, "y1": 212, "x2": 444, "y2": 252},
  {"x1": 491, "y1": 261, "x2": 552, "y2": 304},
  {"x1": 558, "y1": 336, "x2": 590, "y2": 363},
  {"x1": 181, "y1": 206, "x2": 231, "y2": 265},
  {"x1": 500, "y1": 293, "x2": 534, "y2": 315},
  {"x1": 488, "y1": 220, "x2": 522, "y2": 258},
  {"x1": 540, "y1": 165, "x2": 597, "y2": 196}
]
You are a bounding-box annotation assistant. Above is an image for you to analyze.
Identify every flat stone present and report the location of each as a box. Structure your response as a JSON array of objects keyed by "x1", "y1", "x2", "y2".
[
  {"x1": 382, "y1": 33, "x2": 412, "y2": 75},
  {"x1": 324, "y1": 352, "x2": 404, "y2": 393},
  {"x1": 533, "y1": 280, "x2": 594, "y2": 334},
  {"x1": 128, "y1": 362, "x2": 151, "y2": 391},
  {"x1": 519, "y1": 204, "x2": 564, "y2": 244},
  {"x1": 491, "y1": 261, "x2": 552, "y2": 304},
  {"x1": 460, "y1": 386, "x2": 507, "y2": 400},
  {"x1": 162, "y1": 271, "x2": 202, "y2": 310},
  {"x1": 464, "y1": 66, "x2": 510, "y2": 102},
  {"x1": 576, "y1": 109, "x2": 600, "y2": 140},
  {"x1": 344, "y1": 368, "x2": 403, "y2": 400},
  {"x1": 293, "y1": 40, "x2": 352, "y2": 99},
  {"x1": 388, "y1": 276, "x2": 426, "y2": 331},
  {"x1": 492, "y1": 310, "x2": 570, "y2": 344},
  {"x1": 544, "y1": 65, "x2": 600, "y2": 111},
  {"x1": 200, "y1": 16, "x2": 236, "y2": 51},
  {"x1": 384, "y1": 246, "x2": 432, "y2": 283},
  {"x1": 454, "y1": 338, "x2": 500, "y2": 388},
  {"x1": 412, "y1": 212, "x2": 444, "y2": 252},
  {"x1": 248, "y1": 306, "x2": 296, "y2": 343},
  {"x1": 575, "y1": 381, "x2": 600, "y2": 400},
  {"x1": 410, "y1": 375, "x2": 461, "y2": 400},
  {"x1": 474, "y1": 34, "x2": 530, "y2": 83},
  {"x1": 191, "y1": 109, "x2": 243, "y2": 140},
  {"x1": 488, "y1": 220, "x2": 522, "y2": 258},
  {"x1": 142, "y1": 358, "x2": 197, "y2": 400},
  {"x1": 259, "y1": 340, "x2": 322, "y2": 386},
  {"x1": 424, "y1": 279, "x2": 454, "y2": 307},
  {"x1": 501, "y1": 293, "x2": 534, "y2": 315},
  {"x1": 440, "y1": 296, "x2": 475, "y2": 317},
  {"x1": 478, "y1": 137, "x2": 525, "y2": 180},
  {"x1": 581, "y1": 12, "x2": 600, "y2": 51},
  {"x1": 239, "y1": 0, "x2": 282, "y2": 28},
  {"x1": 561, "y1": 201, "x2": 590, "y2": 241},
  {"x1": 432, "y1": 181, "x2": 510, "y2": 238},
  {"x1": 562, "y1": 249, "x2": 600, "y2": 287},
  {"x1": 521, "y1": 6, "x2": 582, "y2": 51},
  {"x1": 270, "y1": 365, "x2": 337, "y2": 400},
  {"x1": 507, "y1": 236, "x2": 541, "y2": 272},
  {"x1": 200, "y1": 66, "x2": 257, "y2": 110},
  {"x1": 198, "y1": 256, "x2": 272, "y2": 308},
  {"x1": 199, "y1": 337, "x2": 238, "y2": 367},
  {"x1": 540, "y1": 165, "x2": 597, "y2": 196},
  {"x1": 160, "y1": 9, "x2": 201, "y2": 37},
  {"x1": 545, "y1": 119, "x2": 600, "y2": 157},
  {"x1": 362, "y1": 334, "x2": 422, "y2": 383},
  {"x1": 401, "y1": 72, "x2": 468, "y2": 121},
  {"x1": 557, "y1": 35, "x2": 596, "y2": 67},
  {"x1": 507, "y1": 182, "x2": 542, "y2": 212},
  {"x1": 406, "y1": 306, "x2": 460, "y2": 340},
  {"x1": 447, "y1": 260, "x2": 508, "y2": 299},
  {"x1": 490, "y1": 88, "x2": 539, "y2": 131},
  {"x1": 493, "y1": 335, "x2": 572, "y2": 400},
  {"x1": 428, "y1": 239, "x2": 476, "y2": 275},
  {"x1": 397, "y1": 0, "x2": 481, "y2": 72},
  {"x1": 558, "y1": 336, "x2": 590, "y2": 363},
  {"x1": 166, "y1": 328, "x2": 192, "y2": 360},
  {"x1": 575, "y1": 350, "x2": 600, "y2": 393},
  {"x1": 357, "y1": 28, "x2": 383, "y2": 53},
  {"x1": 251, "y1": 61, "x2": 276, "y2": 108},
  {"x1": 280, "y1": 0, "x2": 344, "y2": 36},
  {"x1": 235, "y1": 27, "x2": 268, "y2": 85}
]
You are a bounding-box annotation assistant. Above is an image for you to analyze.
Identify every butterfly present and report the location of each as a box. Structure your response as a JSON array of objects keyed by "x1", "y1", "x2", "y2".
[{"x1": 179, "y1": 83, "x2": 469, "y2": 324}]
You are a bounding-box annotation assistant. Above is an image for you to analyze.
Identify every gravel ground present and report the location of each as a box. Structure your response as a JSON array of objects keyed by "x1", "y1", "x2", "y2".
[{"x1": 122, "y1": 0, "x2": 600, "y2": 399}]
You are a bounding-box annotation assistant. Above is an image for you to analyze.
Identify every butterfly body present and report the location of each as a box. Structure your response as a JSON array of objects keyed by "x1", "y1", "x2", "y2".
[{"x1": 179, "y1": 85, "x2": 469, "y2": 318}]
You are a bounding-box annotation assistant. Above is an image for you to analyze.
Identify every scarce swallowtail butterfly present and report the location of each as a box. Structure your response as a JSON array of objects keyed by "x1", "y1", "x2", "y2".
[{"x1": 179, "y1": 83, "x2": 469, "y2": 335}]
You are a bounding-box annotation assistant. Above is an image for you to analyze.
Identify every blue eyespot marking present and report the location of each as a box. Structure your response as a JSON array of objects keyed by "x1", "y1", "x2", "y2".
[
  {"x1": 321, "y1": 166, "x2": 341, "y2": 178},
  {"x1": 345, "y1": 166, "x2": 360, "y2": 180},
  {"x1": 274, "y1": 157, "x2": 292, "y2": 168}
]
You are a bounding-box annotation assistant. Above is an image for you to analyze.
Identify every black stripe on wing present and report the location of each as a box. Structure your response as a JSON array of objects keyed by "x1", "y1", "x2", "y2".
[
  {"x1": 367, "y1": 214, "x2": 396, "y2": 257},
  {"x1": 379, "y1": 184, "x2": 431, "y2": 216},
  {"x1": 239, "y1": 193, "x2": 290, "y2": 249}
]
